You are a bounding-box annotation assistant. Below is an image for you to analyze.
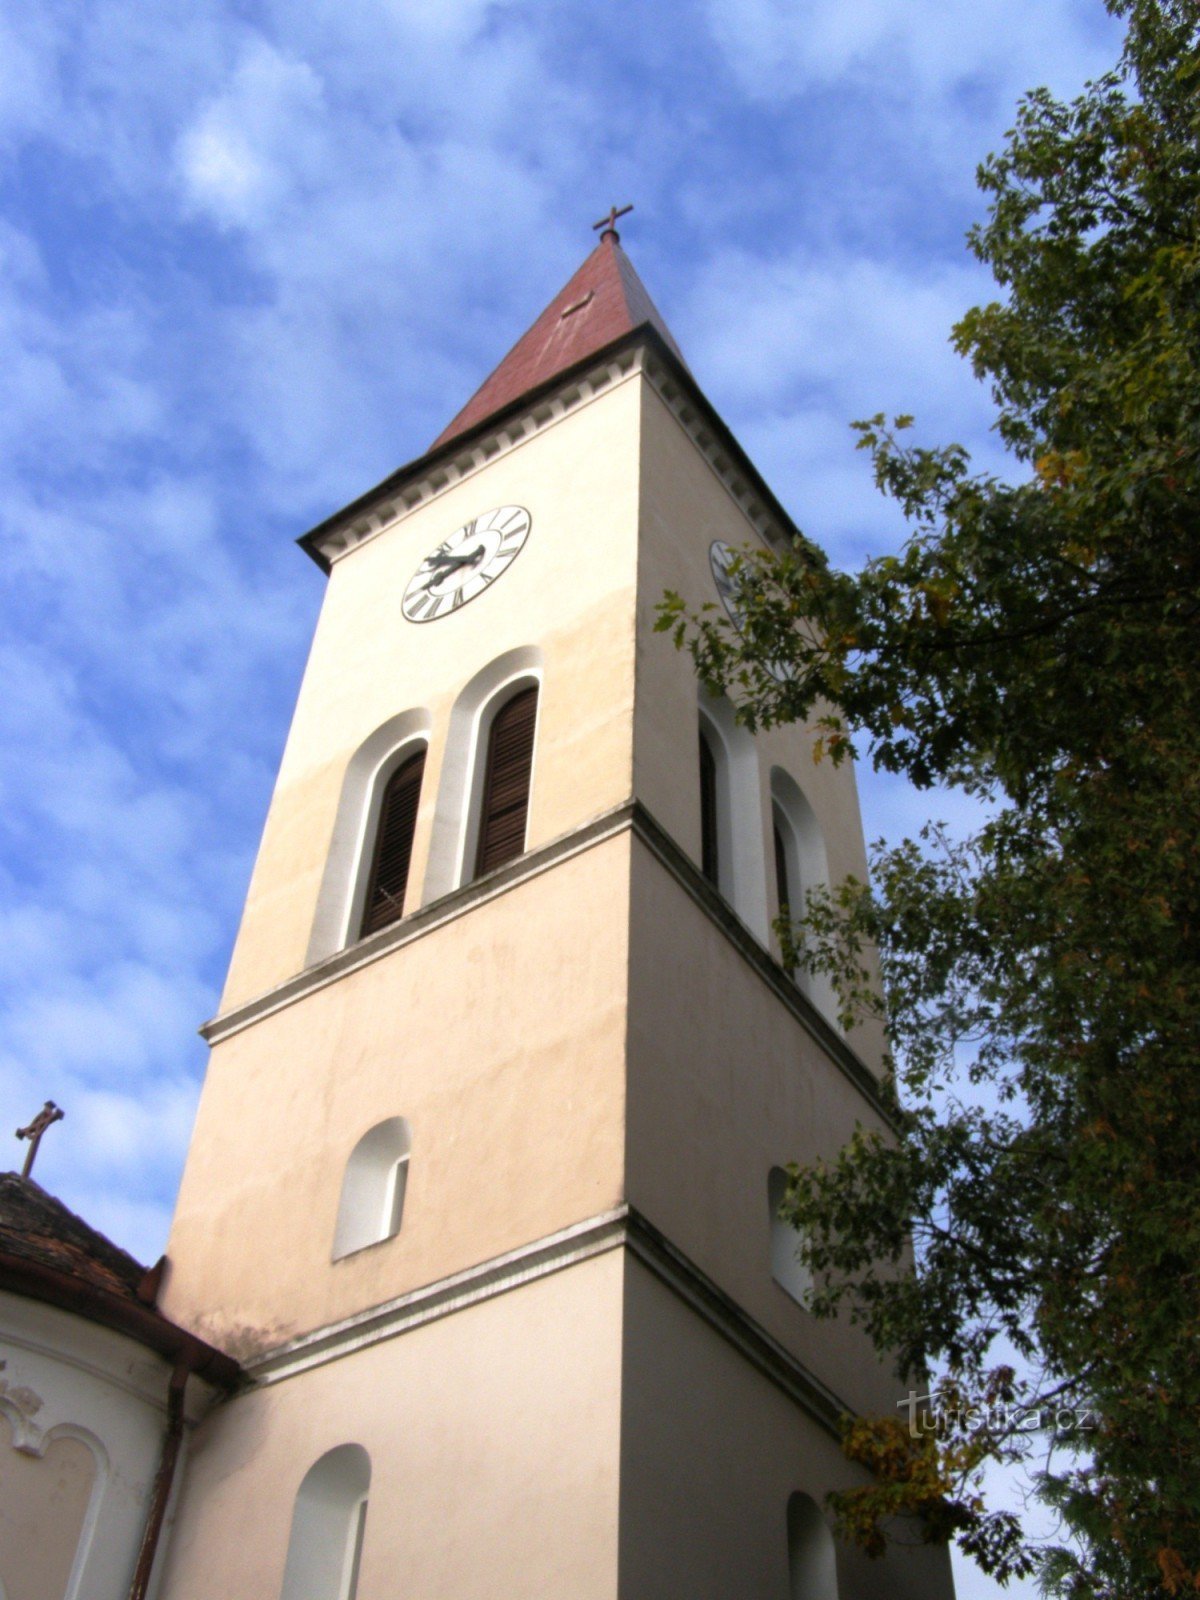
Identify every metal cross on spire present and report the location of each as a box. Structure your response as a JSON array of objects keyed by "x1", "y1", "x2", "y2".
[
  {"x1": 593, "y1": 203, "x2": 633, "y2": 241},
  {"x1": 16, "y1": 1100, "x2": 63, "y2": 1180}
]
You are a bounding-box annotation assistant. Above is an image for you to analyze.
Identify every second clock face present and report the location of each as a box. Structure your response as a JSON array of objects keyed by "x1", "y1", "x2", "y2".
[
  {"x1": 709, "y1": 540, "x2": 745, "y2": 631},
  {"x1": 709, "y1": 539, "x2": 792, "y2": 683},
  {"x1": 402, "y1": 505, "x2": 531, "y2": 623}
]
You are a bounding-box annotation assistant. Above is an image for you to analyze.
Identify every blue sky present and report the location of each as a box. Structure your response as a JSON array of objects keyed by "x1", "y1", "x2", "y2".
[{"x1": 2, "y1": 2, "x2": 1121, "y2": 1588}]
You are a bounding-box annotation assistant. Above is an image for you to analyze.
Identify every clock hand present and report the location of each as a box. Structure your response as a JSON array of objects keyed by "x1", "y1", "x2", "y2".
[{"x1": 421, "y1": 545, "x2": 486, "y2": 588}]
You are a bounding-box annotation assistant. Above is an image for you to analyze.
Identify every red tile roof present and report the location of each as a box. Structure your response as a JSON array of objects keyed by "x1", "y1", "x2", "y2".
[
  {"x1": 0, "y1": 1171, "x2": 149, "y2": 1302},
  {"x1": 0, "y1": 1172, "x2": 239, "y2": 1384},
  {"x1": 431, "y1": 231, "x2": 687, "y2": 450}
]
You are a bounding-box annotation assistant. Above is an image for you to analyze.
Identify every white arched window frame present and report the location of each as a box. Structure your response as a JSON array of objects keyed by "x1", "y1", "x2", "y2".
[
  {"x1": 0, "y1": 1409, "x2": 109, "y2": 1600},
  {"x1": 307, "y1": 709, "x2": 432, "y2": 965},
  {"x1": 280, "y1": 1444, "x2": 370, "y2": 1600},
  {"x1": 787, "y1": 1491, "x2": 839, "y2": 1599},
  {"x1": 423, "y1": 645, "x2": 544, "y2": 901},
  {"x1": 769, "y1": 1165, "x2": 813, "y2": 1309},
  {"x1": 697, "y1": 691, "x2": 769, "y2": 942},
  {"x1": 769, "y1": 766, "x2": 837, "y2": 1022},
  {"x1": 332, "y1": 1118, "x2": 412, "y2": 1262}
]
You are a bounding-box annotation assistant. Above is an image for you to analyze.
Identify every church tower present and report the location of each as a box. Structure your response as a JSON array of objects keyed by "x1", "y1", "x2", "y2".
[{"x1": 156, "y1": 223, "x2": 955, "y2": 1600}]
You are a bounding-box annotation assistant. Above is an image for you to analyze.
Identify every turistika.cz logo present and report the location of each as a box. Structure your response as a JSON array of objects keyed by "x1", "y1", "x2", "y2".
[{"x1": 897, "y1": 1389, "x2": 1099, "y2": 1440}]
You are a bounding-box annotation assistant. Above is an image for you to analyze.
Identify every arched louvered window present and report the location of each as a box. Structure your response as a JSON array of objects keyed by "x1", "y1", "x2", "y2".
[
  {"x1": 773, "y1": 818, "x2": 791, "y2": 915},
  {"x1": 699, "y1": 729, "x2": 720, "y2": 886},
  {"x1": 360, "y1": 749, "x2": 425, "y2": 937},
  {"x1": 475, "y1": 685, "x2": 538, "y2": 877},
  {"x1": 771, "y1": 767, "x2": 836, "y2": 1016}
]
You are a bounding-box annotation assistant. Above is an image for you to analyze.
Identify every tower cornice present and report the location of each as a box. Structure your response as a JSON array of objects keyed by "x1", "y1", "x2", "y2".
[
  {"x1": 199, "y1": 798, "x2": 895, "y2": 1129},
  {"x1": 297, "y1": 325, "x2": 807, "y2": 573},
  {"x1": 236, "y1": 1204, "x2": 853, "y2": 1445}
]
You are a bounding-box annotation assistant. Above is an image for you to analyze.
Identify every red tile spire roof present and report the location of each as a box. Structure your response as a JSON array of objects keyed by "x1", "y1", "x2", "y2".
[{"x1": 431, "y1": 229, "x2": 687, "y2": 450}]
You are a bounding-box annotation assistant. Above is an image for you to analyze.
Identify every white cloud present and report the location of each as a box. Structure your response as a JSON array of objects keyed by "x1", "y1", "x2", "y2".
[
  {"x1": 178, "y1": 37, "x2": 328, "y2": 227},
  {"x1": 704, "y1": 0, "x2": 1120, "y2": 106},
  {"x1": 0, "y1": 8, "x2": 63, "y2": 146},
  {"x1": 0, "y1": 0, "x2": 1127, "y2": 1381},
  {"x1": 685, "y1": 249, "x2": 992, "y2": 413},
  {"x1": 677, "y1": 247, "x2": 1014, "y2": 563}
]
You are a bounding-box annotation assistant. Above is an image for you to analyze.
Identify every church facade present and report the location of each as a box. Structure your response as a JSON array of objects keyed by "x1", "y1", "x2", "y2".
[{"x1": 3, "y1": 227, "x2": 955, "y2": 1600}]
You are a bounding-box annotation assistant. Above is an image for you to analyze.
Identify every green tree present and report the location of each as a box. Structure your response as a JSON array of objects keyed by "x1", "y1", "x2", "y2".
[{"x1": 659, "y1": 3, "x2": 1200, "y2": 1592}]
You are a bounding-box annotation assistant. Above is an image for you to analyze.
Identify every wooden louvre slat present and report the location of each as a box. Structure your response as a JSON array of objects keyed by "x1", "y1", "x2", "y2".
[
  {"x1": 361, "y1": 749, "x2": 426, "y2": 936},
  {"x1": 475, "y1": 686, "x2": 538, "y2": 877},
  {"x1": 699, "y1": 730, "x2": 719, "y2": 886},
  {"x1": 773, "y1": 821, "x2": 790, "y2": 915},
  {"x1": 773, "y1": 819, "x2": 796, "y2": 975}
]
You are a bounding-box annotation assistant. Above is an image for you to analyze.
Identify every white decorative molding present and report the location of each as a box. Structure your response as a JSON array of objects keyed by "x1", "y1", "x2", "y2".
[
  {"x1": 247, "y1": 1208, "x2": 630, "y2": 1387},
  {"x1": 200, "y1": 799, "x2": 893, "y2": 1121},
  {"x1": 0, "y1": 1291, "x2": 174, "y2": 1600},
  {"x1": 307, "y1": 350, "x2": 644, "y2": 569},
  {"x1": 0, "y1": 1293, "x2": 174, "y2": 1416},
  {"x1": 204, "y1": 801, "x2": 635, "y2": 1046},
  {"x1": 241, "y1": 1206, "x2": 850, "y2": 1439},
  {"x1": 640, "y1": 348, "x2": 795, "y2": 556},
  {"x1": 303, "y1": 335, "x2": 800, "y2": 572}
]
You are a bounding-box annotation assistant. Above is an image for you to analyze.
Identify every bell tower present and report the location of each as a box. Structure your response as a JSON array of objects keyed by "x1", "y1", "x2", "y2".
[{"x1": 157, "y1": 224, "x2": 955, "y2": 1600}]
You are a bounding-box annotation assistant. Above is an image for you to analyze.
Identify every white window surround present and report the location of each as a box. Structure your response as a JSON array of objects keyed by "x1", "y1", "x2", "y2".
[
  {"x1": 0, "y1": 1293, "x2": 163, "y2": 1600},
  {"x1": 307, "y1": 709, "x2": 432, "y2": 966},
  {"x1": 422, "y1": 645, "x2": 544, "y2": 901},
  {"x1": 787, "y1": 1491, "x2": 839, "y2": 1599},
  {"x1": 332, "y1": 1119, "x2": 412, "y2": 1262},
  {"x1": 770, "y1": 766, "x2": 838, "y2": 1023},
  {"x1": 697, "y1": 691, "x2": 769, "y2": 942},
  {"x1": 0, "y1": 1407, "x2": 106, "y2": 1600},
  {"x1": 769, "y1": 1165, "x2": 813, "y2": 1309},
  {"x1": 280, "y1": 1444, "x2": 370, "y2": 1600}
]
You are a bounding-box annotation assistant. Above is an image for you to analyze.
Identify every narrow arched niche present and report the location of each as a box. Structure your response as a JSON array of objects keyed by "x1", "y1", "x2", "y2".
[
  {"x1": 697, "y1": 690, "x2": 769, "y2": 941},
  {"x1": 769, "y1": 765, "x2": 838, "y2": 1022},
  {"x1": 332, "y1": 1118, "x2": 411, "y2": 1262},
  {"x1": 769, "y1": 1165, "x2": 813, "y2": 1308},
  {"x1": 787, "y1": 1491, "x2": 838, "y2": 1599},
  {"x1": 280, "y1": 1444, "x2": 371, "y2": 1600}
]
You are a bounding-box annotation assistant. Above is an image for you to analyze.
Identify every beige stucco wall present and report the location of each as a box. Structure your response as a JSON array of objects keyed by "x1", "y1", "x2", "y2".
[
  {"x1": 221, "y1": 376, "x2": 644, "y2": 1012},
  {"x1": 160, "y1": 1248, "x2": 625, "y2": 1600},
  {"x1": 625, "y1": 836, "x2": 899, "y2": 1421},
  {"x1": 618, "y1": 1257, "x2": 955, "y2": 1600},
  {"x1": 634, "y1": 378, "x2": 887, "y2": 1073},
  {"x1": 633, "y1": 378, "x2": 869, "y2": 883},
  {"x1": 164, "y1": 834, "x2": 631, "y2": 1357}
]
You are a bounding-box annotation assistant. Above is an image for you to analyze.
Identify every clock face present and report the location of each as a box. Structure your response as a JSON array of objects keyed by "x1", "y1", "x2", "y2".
[
  {"x1": 709, "y1": 540, "x2": 745, "y2": 631},
  {"x1": 709, "y1": 539, "x2": 791, "y2": 683},
  {"x1": 402, "y1": 505, "x2": 531, "y2": 623}
]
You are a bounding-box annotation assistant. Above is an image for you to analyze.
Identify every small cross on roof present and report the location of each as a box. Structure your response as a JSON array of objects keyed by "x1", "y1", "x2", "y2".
[
  {"x1": 593, "y1": 203, "x2": 633, "y2": 239},
  {"x1": 15, "y1": 1100, "x2": 64, "y2": 1180}
]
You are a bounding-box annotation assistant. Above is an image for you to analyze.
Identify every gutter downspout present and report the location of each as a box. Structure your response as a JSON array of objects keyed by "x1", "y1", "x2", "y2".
[{"x1": 128, "y1": 1355, "x2": 190, "y2": 1600}]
